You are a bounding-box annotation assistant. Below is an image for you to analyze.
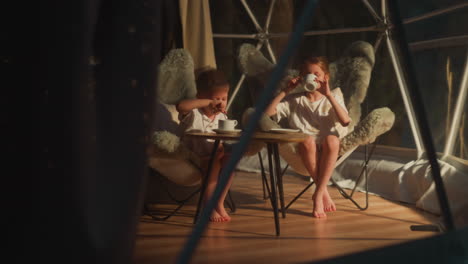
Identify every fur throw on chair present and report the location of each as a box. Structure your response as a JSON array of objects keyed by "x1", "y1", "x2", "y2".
[
  {"x1": 150, "y1": 130, "x2": 202, "y2": 170},
  {"x1": 150, "y1": 49, "x2": 202, "y2": 184},
  {"x1": 156, "y1": 49, "x2": 197, "y2": 105}
]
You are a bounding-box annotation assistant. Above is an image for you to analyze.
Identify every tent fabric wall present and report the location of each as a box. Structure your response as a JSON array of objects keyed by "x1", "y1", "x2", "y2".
[
  {"x1": 179, "y1": 0, "x2": 217, "y2": 70},
  {"x1": 332, "y1": 147, "x2": 468, "y2": 228}
]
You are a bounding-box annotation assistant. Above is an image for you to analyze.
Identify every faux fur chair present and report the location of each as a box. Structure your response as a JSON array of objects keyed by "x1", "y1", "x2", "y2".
[
  {"x1": 238, "y1": 41, "x2": 395, "y2": 181},
  {"x1": 146, "y1": 49, "x2": 237, "y2": 220},
  {"x1": 148, "y1": 49, "x2": 201, "y2": 187}
]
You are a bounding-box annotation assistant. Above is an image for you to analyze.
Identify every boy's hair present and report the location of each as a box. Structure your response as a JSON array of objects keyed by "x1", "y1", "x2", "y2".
[
  {"x1": 299, "y1": 56, "x2": 330, "y2": 75},
  {"x1": 196, "y1": 68, "x2": 229, "y2": 95}
]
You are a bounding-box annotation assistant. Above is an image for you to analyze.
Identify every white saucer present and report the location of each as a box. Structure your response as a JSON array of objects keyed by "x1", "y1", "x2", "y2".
[
  {"x1": 213, "y1": 129, "x2": 242, "y2": 134},
  {"x1": 269, "y1": 128, "x2": 300, "y2": 133}
]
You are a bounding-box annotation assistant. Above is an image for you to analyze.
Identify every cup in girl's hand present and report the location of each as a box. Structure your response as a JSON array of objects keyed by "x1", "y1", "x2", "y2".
[{"x1": 304, "y1": 74, "x2": 319, "y2": 92}]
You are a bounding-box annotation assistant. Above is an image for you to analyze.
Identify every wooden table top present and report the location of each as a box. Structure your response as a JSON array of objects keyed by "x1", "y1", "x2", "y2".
[{"x1": 185, "y1": 131, "x2": 309, "y2": 143}]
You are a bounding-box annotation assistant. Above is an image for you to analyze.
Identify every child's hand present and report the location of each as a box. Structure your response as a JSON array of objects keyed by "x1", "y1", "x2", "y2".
[
  {"x1": 283, "y1": 76, "x2": 301, "y2": 94},
  {"x1": 210, "y1": 99, "x2": 226, "y2": 114},
  {"x1": 319, "y1": 77, "x2": 331, "y2": 97}
]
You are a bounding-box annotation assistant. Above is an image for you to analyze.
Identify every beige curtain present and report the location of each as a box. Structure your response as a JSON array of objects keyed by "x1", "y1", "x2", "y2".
[{"x1": 179, "y1": 0, "x2": 217, "y2": 70}]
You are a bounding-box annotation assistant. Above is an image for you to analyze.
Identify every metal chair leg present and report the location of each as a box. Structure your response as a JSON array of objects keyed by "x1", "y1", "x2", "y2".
[
  {"x1": 331, "y1": 143, "x2": 377, "y2": 211},
  {"x1": 278, "y1": 143, "x2": 377, "y2": 213},
  {"x1": 144, "y1": 188, "x2": 201, "y2": 221},
  {"x1": 144, "y1": 168, "x2": 202, "y2": 221},
  {"x1": 284, "y1": 181, "x2": 315, "y2": 212}
]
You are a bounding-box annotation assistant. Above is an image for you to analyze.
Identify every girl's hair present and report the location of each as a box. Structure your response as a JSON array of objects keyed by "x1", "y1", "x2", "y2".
[
  {"x1": 196, "y1": 68, "x2": 229, "y2": 95},
  {"x1": 299, "y1": 56, "x2": 330, "y2": 75}
]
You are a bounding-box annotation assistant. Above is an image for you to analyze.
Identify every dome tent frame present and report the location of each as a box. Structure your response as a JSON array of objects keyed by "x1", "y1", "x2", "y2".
[
  {"x1": 219, "y1": 0, "x2": 468, "y2": 161},
  {"x1": 178, "y1": 1, "x2": 467, "y2": 262}
]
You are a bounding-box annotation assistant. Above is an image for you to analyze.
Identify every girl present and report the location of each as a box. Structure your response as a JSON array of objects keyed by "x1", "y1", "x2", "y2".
[{"x1": 265, "y1": 56, "x2": 351, "y2": 218}]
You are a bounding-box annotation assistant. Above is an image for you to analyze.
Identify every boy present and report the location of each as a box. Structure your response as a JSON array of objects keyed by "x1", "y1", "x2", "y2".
[{"x1": 177, "y1": 69, "x2": 234, "y2": 222}]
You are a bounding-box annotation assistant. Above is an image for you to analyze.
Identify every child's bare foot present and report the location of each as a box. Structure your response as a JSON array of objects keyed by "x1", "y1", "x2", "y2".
[
  {"x1": 323, "y1": 190, "x2": 336, "y2": 212},
  {"x1": 312, "y1": 192, "x2": 327, "y2": 218},
  {"x1": 209, "y1": 210, "x2": 225, "y2": 222},
  {"x1": 215, "y1": 205, "x2": 231, "y2": 222}
]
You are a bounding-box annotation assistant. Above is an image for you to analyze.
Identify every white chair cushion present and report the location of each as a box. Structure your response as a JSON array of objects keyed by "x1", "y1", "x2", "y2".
[
  {"x1": 149, "y1": 156, "x2": 201, "y2": 186},
  {"x1": 153, "y1": 101, "x2": 181, "y2": 136},
  {"x1": 164, "y1": 103, "x2": 180, "y2": 124}
]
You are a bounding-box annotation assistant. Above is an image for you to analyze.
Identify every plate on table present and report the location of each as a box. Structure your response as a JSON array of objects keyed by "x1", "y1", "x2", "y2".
[
  {"x1": 269, "y1": 128, "x2": 301, "y2": 134},
  {"x1": 213, "y1": 129, "x2": 242, "y2": 134}
]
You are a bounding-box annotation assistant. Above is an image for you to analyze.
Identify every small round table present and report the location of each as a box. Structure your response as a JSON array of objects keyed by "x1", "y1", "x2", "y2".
[{"x1": 186, "y1": 131, "x2": 309, "y2": 236}]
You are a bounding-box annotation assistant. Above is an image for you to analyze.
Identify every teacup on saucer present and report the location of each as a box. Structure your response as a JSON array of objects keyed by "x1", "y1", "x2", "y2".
[{"x1": 218, "y1": 119, "x2": 238, "y2": 131}]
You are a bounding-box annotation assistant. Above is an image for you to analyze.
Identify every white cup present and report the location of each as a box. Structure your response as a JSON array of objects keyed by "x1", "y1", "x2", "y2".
[
  {"x1": 304, "y1": 74, "x2": 319, "y2": 92},
  {"x1": 218, "y1": 119, "x2": 238, "y2": 131}
]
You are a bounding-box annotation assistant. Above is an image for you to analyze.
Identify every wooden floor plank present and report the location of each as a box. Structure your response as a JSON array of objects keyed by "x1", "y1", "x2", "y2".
[{"x1": 134, "y1": 171, "x2": 438, "y2": 263}]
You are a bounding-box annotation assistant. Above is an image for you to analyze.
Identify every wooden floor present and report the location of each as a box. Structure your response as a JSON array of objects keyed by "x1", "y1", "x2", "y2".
[{"x1": 133, "y1": 171, "x2": 439, "y2": 264}]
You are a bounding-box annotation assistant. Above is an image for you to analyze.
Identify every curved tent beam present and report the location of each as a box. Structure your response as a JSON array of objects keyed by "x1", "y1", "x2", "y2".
[
  {"x1": 268, "y1": 25, "x2": 382, "y2": 38},
  {"x1": 215, "y1": 26, "x2": 383, "y2": 39},
  {"x1": 374, "y1": 31, "x2": 385, "y2": 53},
  {"x1": 443, "y1": 50, "x2": 468, "y2": 159},
  {"x1": 403, "y1": 2, "x2": 468, "y2": 25},
  {"x1": 226, "y1": 41, "x2": 265, "y2": 111},
  {"x1": 265, "y1": 0, "x2": 277, "y2": 32},
  {"x1": 222, "y1": 0, "x2": 280, "y2": 111},
  {"x1": 361, "y1": 0, "x2": 382, "y2": 23},
  {"x1": 385, "y1": 31, "x2": 425, "y2": 156},
  {"x1": 387, "y1": 0, "x2": 455, "y2": 232},
  {"x1": 265, "y1": 39, "x2": 277, "y2": 64},
  {"x1": 240, "y1": 0, "x2": 263, "y2": 32},
  {"x1": 381, "y1": 0, "x2": 388, "y2": 24},
  {"x1": 409, "y1": 35, "x2": 468, "y2": 51},
  {"x1": 227, "y1": 74, "x2": 247, "y2": 111},
  {"x1": 380, "y1": 0, "x2": 424, "y2": 157},
  {"x1": 212, "y1": 33, "x2": 257, "y2": 39},
  {"x1": 264, "y1": 0, "x2": 277, "y2": 64}
]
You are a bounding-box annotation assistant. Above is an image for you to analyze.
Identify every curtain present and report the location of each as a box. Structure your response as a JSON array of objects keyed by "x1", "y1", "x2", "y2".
[{"x1": 179, "y1": 0, "x2": 217, "y2": 70}]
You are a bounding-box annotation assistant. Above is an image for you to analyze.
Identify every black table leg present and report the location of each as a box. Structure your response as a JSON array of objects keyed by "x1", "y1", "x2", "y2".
[
  {"x1": 267, "y1": 143, "x2": 280, "y2": 236},
  {"x1": 258, "y1": 152, "x2": 270, "y2": 200},
  {"x1": 194, "y1": 139, "x2": 220, "y2": 224},
  {"x1": 273, "y1": 144, "x2": 286, "y2": 218}
]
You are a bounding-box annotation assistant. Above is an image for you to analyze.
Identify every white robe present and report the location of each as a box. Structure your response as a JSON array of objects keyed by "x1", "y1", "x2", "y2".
[
  {"x1": 275, "y1": 88, "x2": 349, "y2": 142},
  {"x1": 179, "y1": 108, "x2": 227, "y2": 157},
  {"x1": 275, "y1": 88, "x2": 350, "y2": 176}
]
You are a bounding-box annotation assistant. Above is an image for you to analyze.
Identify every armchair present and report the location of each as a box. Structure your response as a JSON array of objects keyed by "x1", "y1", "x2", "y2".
[
  {"x1": 238, "y1": 41, "x2": 395, "y2": 210},
  {"x1": 144, "y1": 49, "x2": 235, "y2": 221}
]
